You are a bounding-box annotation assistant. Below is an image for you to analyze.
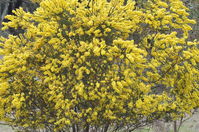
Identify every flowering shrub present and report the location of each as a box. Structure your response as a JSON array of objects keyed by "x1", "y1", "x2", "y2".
[{"x1": 0, "y1": 0, "x2": 198, "y2": 131}]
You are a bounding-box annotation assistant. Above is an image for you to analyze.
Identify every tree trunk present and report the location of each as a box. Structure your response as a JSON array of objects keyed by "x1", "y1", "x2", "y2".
[
  {"x1": 103, "y1": 124, "x2": 109, "y2": 132},
  {"x1": 174, "y1": 121, "x2": 177, "y2": 132},
  {"x1": 72, "y1": 125, "x2": 76, "y2": 132},
  {"x1": 84, "y1": 124, "x2": 89, "y2": 132}
]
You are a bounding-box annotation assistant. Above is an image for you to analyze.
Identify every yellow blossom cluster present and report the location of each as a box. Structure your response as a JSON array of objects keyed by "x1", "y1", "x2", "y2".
[{"x1": 0, "y1": 0, "x2": 198, "y2": 131}]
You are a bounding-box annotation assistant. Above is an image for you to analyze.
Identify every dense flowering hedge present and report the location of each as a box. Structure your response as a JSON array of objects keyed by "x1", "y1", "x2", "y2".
[{"x1": 0, "y1": 0, "x2": 198, "y2": 131}]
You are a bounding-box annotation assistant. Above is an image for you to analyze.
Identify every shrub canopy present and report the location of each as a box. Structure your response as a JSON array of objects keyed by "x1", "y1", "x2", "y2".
[{"x1": 0, "y1": 0, "x2": 199, "y2": 131}]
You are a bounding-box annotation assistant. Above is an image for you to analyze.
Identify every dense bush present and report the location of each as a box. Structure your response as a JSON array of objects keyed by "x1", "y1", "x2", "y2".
[{"x1": 0, "y1": 0, "x2": 198, "y2": 131}]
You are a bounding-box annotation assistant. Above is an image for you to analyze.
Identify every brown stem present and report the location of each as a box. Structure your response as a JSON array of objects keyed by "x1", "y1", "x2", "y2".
[
  {"x1": 72, "y1": 124, "x2": 76, "y2": 132},
  {"x1": 103, "y1": 124, "x2": 109, "y2": 132},
  {"x1": 84, "y1": 124, "x2": 89, "y2": 132},
  {"x1": 174, "y1": 121, "x2": 177, "y2": 132}
]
